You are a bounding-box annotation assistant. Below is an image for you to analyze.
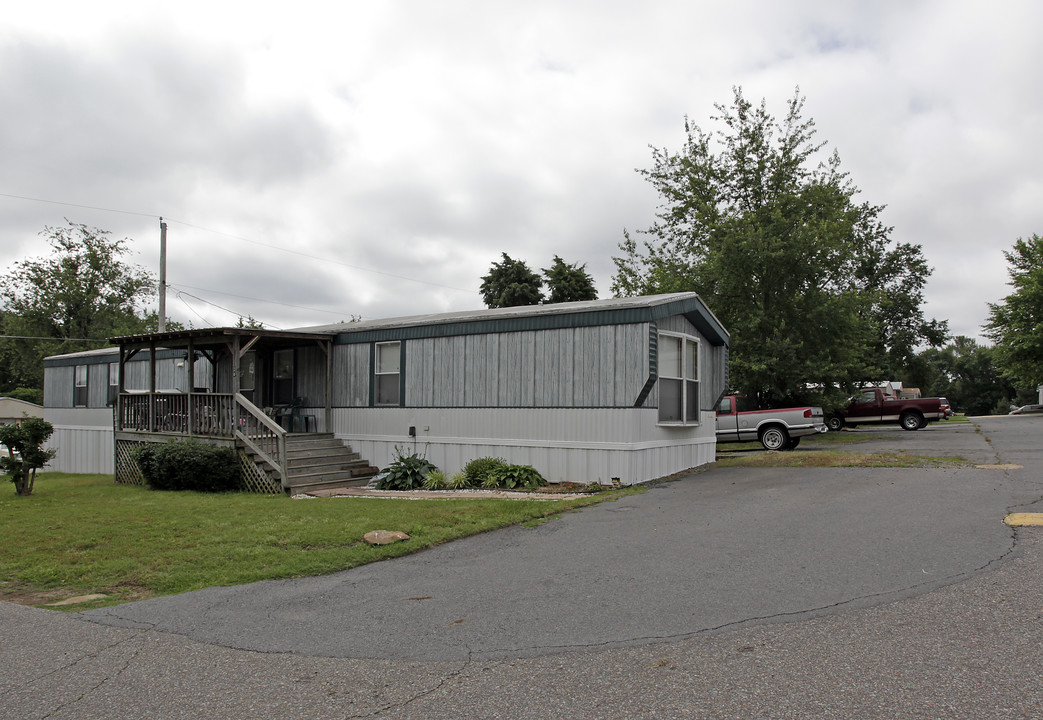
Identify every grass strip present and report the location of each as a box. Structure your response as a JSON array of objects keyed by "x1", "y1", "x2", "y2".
[
  {"x1": 715, "y1": 450, "x2": 967, "y2": 469},
  {"x1": 0, "y1": 473, "x2": 639, "y2": 609}
]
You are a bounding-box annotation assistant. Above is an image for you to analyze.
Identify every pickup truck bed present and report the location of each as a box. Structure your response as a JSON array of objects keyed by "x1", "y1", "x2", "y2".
[{"x1": 716, "y1": 395, "x2": 828, "y2": 450}]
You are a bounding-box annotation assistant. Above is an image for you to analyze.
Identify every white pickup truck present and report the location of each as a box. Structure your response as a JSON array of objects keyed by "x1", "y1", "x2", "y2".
[{"x1": 716, "y1": 395, "x2": 828, "y2": 450}]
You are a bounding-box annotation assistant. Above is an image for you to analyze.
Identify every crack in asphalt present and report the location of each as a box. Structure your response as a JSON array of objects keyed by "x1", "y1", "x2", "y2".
[
  {"x1": 470, "y1": 539, "x2": 1023, "y2": 662},
  {"x1": 347, "y1": 652, "x2": 475, "y2": 719},
  {"x1": 2, "y1": 630, "x2": 149, "y2": 719}
]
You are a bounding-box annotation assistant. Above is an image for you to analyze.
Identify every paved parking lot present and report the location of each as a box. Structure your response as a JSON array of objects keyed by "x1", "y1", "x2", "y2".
[{"x1": 2, "y1": 416, "x2": 1041, "y2": 718}]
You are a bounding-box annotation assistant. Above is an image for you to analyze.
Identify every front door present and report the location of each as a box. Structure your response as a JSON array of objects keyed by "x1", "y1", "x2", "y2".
[{"x1": 272, "y1": 348, "x2": 294, "y2": 406}]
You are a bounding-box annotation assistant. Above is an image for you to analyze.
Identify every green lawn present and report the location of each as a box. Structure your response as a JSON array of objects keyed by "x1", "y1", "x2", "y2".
[{"x1": 0, "y1": 473, "x2": 638, "y2": 610}]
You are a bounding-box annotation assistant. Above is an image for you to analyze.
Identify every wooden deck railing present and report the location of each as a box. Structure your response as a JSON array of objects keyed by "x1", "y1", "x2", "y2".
[
  {"x1": 233, "y1": 392, "x2": 287, "y2": 488},
  {"x1": 117, "y1": 391, "x2": 288, "y2": 488},
  {"x1": 118, "y1": 392, "x2": 237, "y2": 437}
]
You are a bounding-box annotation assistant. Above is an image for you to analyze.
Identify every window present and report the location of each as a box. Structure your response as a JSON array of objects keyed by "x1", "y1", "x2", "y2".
[
  {"x1": 74, "y1": 364, "x2": 88, "y2": 407},
  {"x1": 107, "y1": 362, "x2": 119, "y2": 405},
  {"x1": 657, "y1": 333, "x2": 699, "y2": 424},
  {"x1": 374, "y1": 342, "x2": 401, "y2": 406}
]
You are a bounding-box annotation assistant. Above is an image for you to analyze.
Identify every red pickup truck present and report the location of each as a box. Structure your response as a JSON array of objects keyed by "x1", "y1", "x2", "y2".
[{"x1": 827, "y1": 388, "x2": 945, "y2": 431}]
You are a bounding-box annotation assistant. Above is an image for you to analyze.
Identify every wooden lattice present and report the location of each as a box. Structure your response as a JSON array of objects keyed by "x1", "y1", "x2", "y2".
[
  {"x1": 236, "y1": 447, "x2": 282, "y2": 494},
  {"x1": 114, "y1": 439, "x2": 147, "y2": 486},
  {"x1": 115, "y1": 436, "x2": 282, "y2": 494}
]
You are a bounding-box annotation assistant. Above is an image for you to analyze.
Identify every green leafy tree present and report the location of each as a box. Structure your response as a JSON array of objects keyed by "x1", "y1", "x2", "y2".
[
  {"x1": 542, "y1": 255, "x2": 597, "y2": 304},
  {"x1": 0, "y1": 222, "x2": 157, "y2": 390},
  {"x1": 0, "y1": 417, "x2": 56, "y2": 496},
  {"x1": 613, "y1": 87, "x2": 946, "y2": 405},
  {"x1": 480, "y1": 253, "x2": 544, "y2": 308},
  {"x1": 984, "y1": 234, "x2": 1043, "y2": 389},
  {"x1": 905, "y1": 337, "x2": 1012, "y2": 415}
]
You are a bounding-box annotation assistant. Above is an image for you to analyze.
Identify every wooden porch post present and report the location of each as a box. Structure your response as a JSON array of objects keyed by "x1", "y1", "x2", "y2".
[
  {"x1": 187, "y1": 337, "x2": 195, "y2": 435},
  {"x1": 321, "y1": 339, "x2": 332, "y2": 433},
  {"x1": 148, "y1": 340, "x2": 157, "y2": 432}
]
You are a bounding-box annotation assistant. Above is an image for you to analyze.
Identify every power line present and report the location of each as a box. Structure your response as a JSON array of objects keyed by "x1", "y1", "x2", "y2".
[
  {"x1": 0, "y1": 334, "x2": 110, "y2": 343},
  {"x1": 173, "y1": 289, "x2": 283, "y2": 330},
  {"x1": 0, "y1": 192, "x2": 158, "y2": 219},
  {"x1": 167, "y1": 282, "x2": 361, "y2": 319},
  {"x1": 0, "y1": 191, "x2": 480, "y2": 295}
]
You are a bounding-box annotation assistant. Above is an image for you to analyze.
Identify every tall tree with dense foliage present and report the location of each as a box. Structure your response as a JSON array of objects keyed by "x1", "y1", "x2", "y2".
[
  {"x1": 0, "y1": 222, "x2": 157, "y2": 390},
  {"x1": 613, "y1": 87, "x2": 946, "y2": 404},
  {"x1": 984, "y1": 234, "x2": 1043, "y2": 390},
  {"x1": 480, "y1": 253, "x2": 545, "y2": 308},
  {"x1": 542, "y1": 255, "x2": 597, "y2": 304}
]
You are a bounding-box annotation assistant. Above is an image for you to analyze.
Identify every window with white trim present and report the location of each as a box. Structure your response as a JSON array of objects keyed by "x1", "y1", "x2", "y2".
[
  {"x1": 107, "y1": 362, "x2": 119, "y2": 405},
  {"x1": 374, "y1": 341, "x2": 401, "y2": 406},
  {"x1": 657, "y1": 332, "x2": 700, "y2": 424},
  {"x1": 74, "y1": 364, "x2": 88, "y2": 407}
]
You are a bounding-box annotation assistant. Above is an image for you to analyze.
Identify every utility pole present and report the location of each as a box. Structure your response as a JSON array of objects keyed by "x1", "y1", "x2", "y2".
[{"x1": 158, "y1": 217, "x2": 167, "y2": 333}]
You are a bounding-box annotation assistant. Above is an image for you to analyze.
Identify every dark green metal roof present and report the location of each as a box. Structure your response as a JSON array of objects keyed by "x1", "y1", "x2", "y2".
[{"x1": 311, "y1": 293, "x2": 729, "y2": 347}]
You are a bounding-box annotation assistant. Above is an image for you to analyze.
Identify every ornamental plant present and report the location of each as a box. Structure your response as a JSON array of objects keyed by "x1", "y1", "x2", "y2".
[{"x1": 377, "y1": 448, "x2": 438, "y2": 490}]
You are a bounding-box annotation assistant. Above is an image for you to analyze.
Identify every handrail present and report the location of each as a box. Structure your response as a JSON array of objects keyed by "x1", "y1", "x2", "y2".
[{"x1": 233, "y1": 392, "x2": 288, "y2": 488}]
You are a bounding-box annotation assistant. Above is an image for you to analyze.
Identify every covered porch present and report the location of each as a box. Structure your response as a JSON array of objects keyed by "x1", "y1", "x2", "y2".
[{"x1": 110, "y1": 327, "x2": 360, "y2": 492}]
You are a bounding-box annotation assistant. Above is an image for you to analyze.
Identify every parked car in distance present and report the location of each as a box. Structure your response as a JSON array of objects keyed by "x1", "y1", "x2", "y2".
[
  {"x1": 938, "y1": 397, "x2": 953, "y2": 419},
  {"x1": 716, "y1": 395, "x2": 828, "y2": 451},
  {"x1": 1009, "y1": 404, "x2": 1043, "y2": 415},
  {"x1": 827, "y1": 387, "x2": 945, "y2": 431}
]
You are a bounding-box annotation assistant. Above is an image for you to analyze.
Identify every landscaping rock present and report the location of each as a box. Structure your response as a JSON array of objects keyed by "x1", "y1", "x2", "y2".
[{"x1": 363, "y1": 530, "x2": 410, "y2": 545}]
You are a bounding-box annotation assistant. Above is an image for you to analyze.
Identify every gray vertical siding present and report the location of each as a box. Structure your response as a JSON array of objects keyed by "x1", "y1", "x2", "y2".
[
  {"x1": 296, "y1": 344, "x2": 326, "y2": 406},
  {"x1": 44, "y1": 355, "x2": 215, "y2": 408},
  {"x1": 87, "y1": 364, "x2": 110, "y2": 407},
  {"x1": 332, "y1": 343, "x2": 370, "y2": 407},
  {"x1": 43, "y1": 366, "x2": 73, "y2": 408},
  {"x1": 401, "y1": 323, "x2": 651, "y2": 409}
]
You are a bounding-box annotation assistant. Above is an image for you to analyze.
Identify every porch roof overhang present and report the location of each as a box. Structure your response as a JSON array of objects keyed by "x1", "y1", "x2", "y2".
[{"x1": 109, "y1": 327, "x2": 335, "y2": 353}]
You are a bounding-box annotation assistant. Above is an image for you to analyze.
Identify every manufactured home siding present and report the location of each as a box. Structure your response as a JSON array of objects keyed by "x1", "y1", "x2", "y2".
[
  {"x1": 296, "y1": 345, "x2": 326, "y2": 406},
  {"x1": 44, "y1": 366, "x2": 74, "y2": 408},
  {"x1": 87, "y1": 364, "x2": 109, "y2": 407},
  {"x1": 332, "y1": 343, "x2": 369, "y2": 407},
  {"x1": 402, "y1": 323, "x2": 650, "y2": 409}
]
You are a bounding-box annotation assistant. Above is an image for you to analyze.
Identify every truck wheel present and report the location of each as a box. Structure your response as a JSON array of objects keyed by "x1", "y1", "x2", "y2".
[
  {"x1": 826, "y1": 415, "x2": 844, "y2": 431},
  {"x1": 900, "y1": 412, "x2": 923, "y2": 431},
  {"x1": 785, "y1": 437, "x2": 801, "y2": 450},
  {"x1": 760, "y1": 426, "x2": 789, "y2": 451}
]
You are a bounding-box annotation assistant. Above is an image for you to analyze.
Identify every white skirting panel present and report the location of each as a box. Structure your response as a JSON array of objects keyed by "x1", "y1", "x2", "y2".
[
  {"x1": 45, "y1": 426, "x2": 114, "y2": 474},
  {"x1": 333, "y1": 408, "x2": 717, "y2": 485}
]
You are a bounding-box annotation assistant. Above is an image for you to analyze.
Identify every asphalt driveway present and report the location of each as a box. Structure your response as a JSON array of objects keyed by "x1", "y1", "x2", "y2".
[{"x1": 77, "y1": 416, "x2": 1043, "y2": 663}]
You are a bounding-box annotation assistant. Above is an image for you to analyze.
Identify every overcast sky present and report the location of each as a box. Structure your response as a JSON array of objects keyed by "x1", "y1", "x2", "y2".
[{"x1": 1, "y1": 1, "x2": 1039, "y2": 344}]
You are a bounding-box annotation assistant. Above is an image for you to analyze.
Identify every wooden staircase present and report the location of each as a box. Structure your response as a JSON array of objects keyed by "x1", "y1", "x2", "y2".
[{"x1": 243, "y1": 433, "x2": 379, "y2": 494}]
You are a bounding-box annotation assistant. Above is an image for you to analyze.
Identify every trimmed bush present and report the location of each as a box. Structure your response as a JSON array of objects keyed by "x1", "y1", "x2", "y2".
[
  {"x1": 462, "y1": 456, "x2": 507, "y2": 487},
  {"x1": 132, "y1": 440, "x2": 239, "y2": 492},
  {"x1": 487, "y1": 463, "x2": 547, "y2": 490}
]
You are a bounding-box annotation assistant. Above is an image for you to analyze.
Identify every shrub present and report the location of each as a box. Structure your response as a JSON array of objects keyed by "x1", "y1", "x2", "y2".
[
  {"x1": 446, "y1": 472, "x2": 471, "y2": 490},
  {"x1": 487, "y1": 463, "x2": 547, "y2": 491},
  {"x1": 133, "y1": 440, "x2": 239, "y2": 492},
  {"x1": 377, "y1": 449, "x2": 438, "y2": 490},
  {"x1": 0, "y1": 417, "x2": 56, "y2": 496},
  {"x1": 422, "y1": 470, "x2": 447, "y2": 490},
  {"x1": 462, "y1": 456, "x2": 507, "y2": 486}
]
